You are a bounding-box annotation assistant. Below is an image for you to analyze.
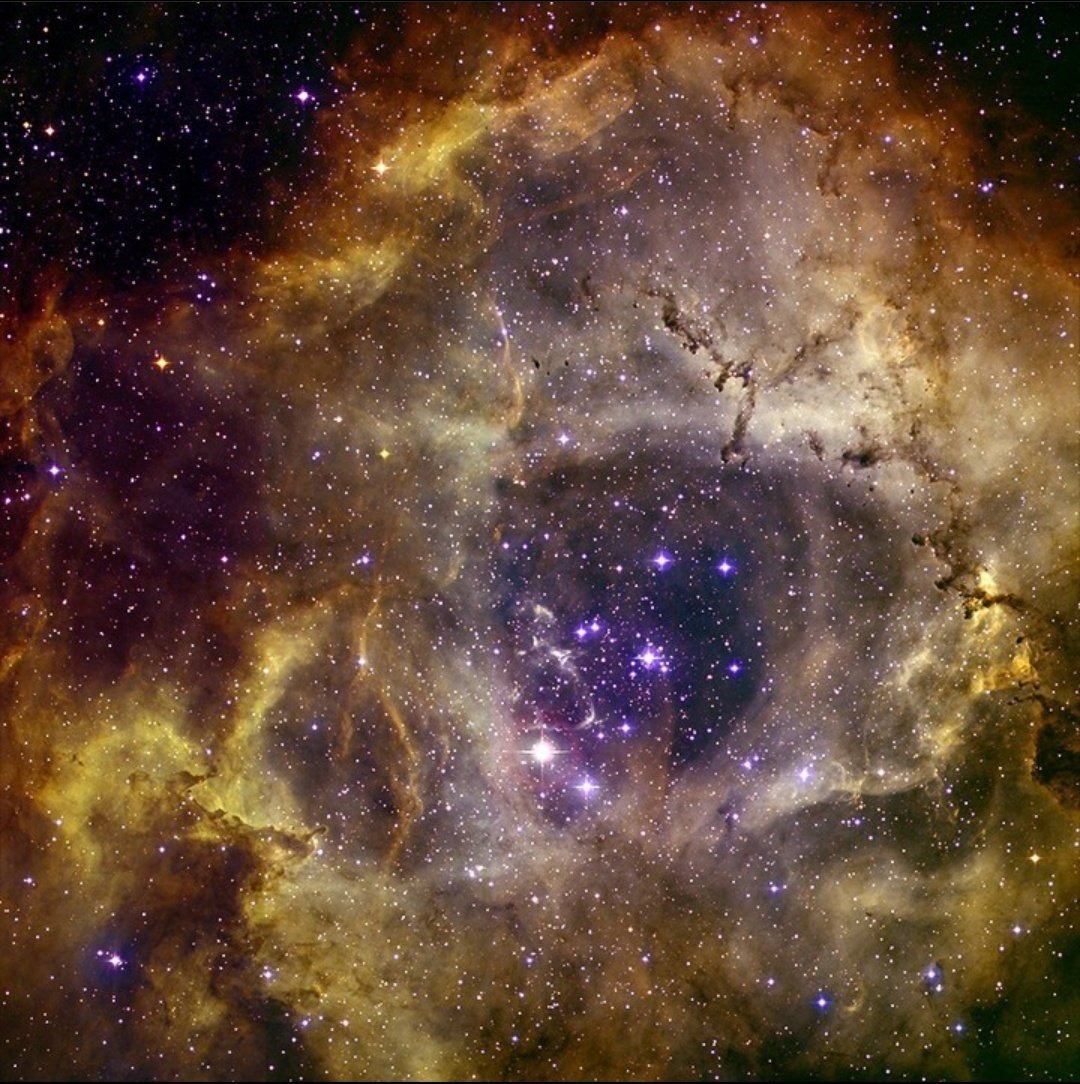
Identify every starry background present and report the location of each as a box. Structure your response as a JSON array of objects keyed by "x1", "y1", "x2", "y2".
[{"x1": 1, "y1": 2, "x2": 1078, "y2": 1081}]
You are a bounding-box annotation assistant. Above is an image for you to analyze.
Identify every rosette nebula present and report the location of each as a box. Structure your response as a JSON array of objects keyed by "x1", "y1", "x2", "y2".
[{"x1": 2, "y1": 4, "x2": 1077, "y2": 1081}]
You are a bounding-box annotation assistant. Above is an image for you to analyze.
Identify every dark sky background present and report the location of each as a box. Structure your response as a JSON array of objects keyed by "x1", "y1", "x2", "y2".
[{"x1": 1, "y1": 4, "x2": 1077, "y2": 1082}]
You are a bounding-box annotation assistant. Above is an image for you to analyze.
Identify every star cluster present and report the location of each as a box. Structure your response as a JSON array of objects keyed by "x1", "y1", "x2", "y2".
[{"x1": 1, "y1": 4, "x2": 1078, "y2": 1082}]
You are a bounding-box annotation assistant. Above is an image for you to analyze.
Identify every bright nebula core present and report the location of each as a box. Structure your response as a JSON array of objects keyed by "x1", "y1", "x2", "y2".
[{"x1": 2, "y1": 3, "x2": 1078, "y2": 1081}]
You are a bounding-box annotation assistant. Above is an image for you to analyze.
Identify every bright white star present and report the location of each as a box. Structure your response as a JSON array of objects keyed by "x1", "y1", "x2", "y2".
[{"x1": 530, "y1": 737, "x2": 556, "y2": 765}]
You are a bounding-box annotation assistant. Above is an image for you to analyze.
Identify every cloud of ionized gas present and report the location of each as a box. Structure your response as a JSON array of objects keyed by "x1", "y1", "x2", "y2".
[{"x1": 2, "y1": 5, "x2": 1077, "y2": 1082}]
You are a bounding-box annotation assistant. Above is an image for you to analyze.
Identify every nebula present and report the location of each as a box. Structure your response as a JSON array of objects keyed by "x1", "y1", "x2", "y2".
[{"x1": 2, "y1": 4, "x2": 1077, "y2": 1081}]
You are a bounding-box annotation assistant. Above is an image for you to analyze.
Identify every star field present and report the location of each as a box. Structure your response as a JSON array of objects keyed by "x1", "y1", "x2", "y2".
[{"x1": 1, "y1": 3, "x2": 1078, "y2": 1082}]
